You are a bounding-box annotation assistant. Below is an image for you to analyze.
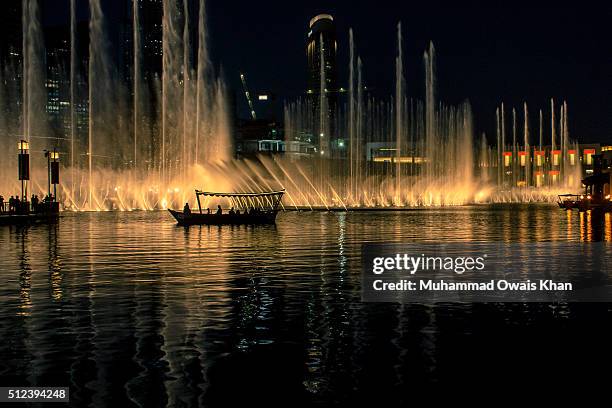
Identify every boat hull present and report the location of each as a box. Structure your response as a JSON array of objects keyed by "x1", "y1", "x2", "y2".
[
  {"x1": 168, "y1": 209, "x2": 278, "y2": 225},
  {"x1": 558, "y1": 199, "x2": 612, "y2": 212}
]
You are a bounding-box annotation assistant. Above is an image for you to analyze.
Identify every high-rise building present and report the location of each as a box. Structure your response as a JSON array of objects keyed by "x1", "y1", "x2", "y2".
[
  {"x1": 0, "y1": 0, "x2": 24, "y2": 148},
  {"x1": 43, "y1": 21, "x2": 89, "y2": 160},
  {"x1": 306, "y1": 14, "x2": 338, "y2": 156},
  {"x1": 45, "y1": 26, "x2": 70, "y2": 141},
  {"x1": 0, "y1": 0, "x2": 22, "y2": 64}
]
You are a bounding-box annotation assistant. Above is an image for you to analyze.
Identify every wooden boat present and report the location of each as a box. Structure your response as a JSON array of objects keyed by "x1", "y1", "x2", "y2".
[
  {"x1": 168, "y1": 189, "x2": 285, "y2": 226},
  {"x1": 558, "y1": 193, "x2": 612, "y2": 212},
  {"x1": 558, "y1": 154, "x2": 612, "y2": 212}
]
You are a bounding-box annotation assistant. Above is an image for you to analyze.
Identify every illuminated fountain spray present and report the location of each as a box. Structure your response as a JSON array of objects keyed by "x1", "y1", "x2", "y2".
[
  {"x1": 62, "y1": 0, "x2": 232, "y2": 210},
  {"x1": 133, "y1": 0, "x2": 141, "y2": 170},
  {"x1": 0, "y1": 3, "x2": 583, "y2": 210},
  {"x1": 394, "y1": 23, "x2": 403, "y2": 205},
  {"x1": 280, "y1": 25, "x2": 477, "y2": 207},
  {"x1": 486, "y1": 98, "x2": 582, "y2": 202}
]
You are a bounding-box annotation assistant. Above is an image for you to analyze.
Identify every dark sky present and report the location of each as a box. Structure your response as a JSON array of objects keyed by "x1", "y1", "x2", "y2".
[
  {"x1": 206, "y1": 0, "x2": 612, "y2": 143},
  {"x1": 45, "y1": 0, "x2": 612, "y2": 143}
]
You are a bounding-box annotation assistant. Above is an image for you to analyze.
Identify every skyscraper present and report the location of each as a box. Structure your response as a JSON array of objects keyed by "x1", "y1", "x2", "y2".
[
  {"x1": 0, "y1": 0, "x2": 24, "y2": 152},
  {"x1": 306, "y1": 14, "x2": 337, "y2": 156}
]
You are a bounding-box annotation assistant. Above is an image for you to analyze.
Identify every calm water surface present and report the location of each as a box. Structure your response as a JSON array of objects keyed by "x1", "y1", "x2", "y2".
[{"x1": 1, "y1": 205, "x2": 611, "y2": 406}]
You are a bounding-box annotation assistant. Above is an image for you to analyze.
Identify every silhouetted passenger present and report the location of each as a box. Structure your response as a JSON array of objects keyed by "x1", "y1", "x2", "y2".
[
  {"x1": 183, "y1": 202, "x2": 191, "y2": 215},
  {"x1": 229, "y1": 207, "x2": 235, "y2": 215},
  {"x1": 14, "y1": 197, "x2": 21, "y2": 213},
  {"x1": 216, "y1": 205, "x2": 222, "y2": 215},
  {"x1": 236, "y1": 209, "x2": 240, "y2": 215},
  {"x1": 31, "y1": 194, "x2": 39, "y2": 212},
  {"x1": 9, "y1": 196, "x2": 15, "y2": 213},
  {"x1": 0, "y1": 195, "x2": 4, "y2": 214},
  {"x1": 207, "y1": 208, "x2": 211, "y2": 214}
]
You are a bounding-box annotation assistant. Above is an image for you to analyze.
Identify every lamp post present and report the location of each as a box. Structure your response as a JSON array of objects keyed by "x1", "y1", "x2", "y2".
[
  {"x1": 45, "y1": 149, "x2": 60, "y2": 202},
  {"x1": 18, "y1": 140, "x2": 29, "y2": 205}
]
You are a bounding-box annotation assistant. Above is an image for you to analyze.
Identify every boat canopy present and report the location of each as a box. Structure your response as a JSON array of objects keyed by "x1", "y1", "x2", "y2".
[
  {"x1": 194, "y1": 189, "x2": 285, "y2": 212},
  {"x1": 195, "y1": 190, "x2": 285, "y2": 198}
]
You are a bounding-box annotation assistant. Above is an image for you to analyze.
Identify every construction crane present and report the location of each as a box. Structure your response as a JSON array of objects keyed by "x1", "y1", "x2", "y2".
[{"x1": 239, "y1": 72, "x2": 257, "y2": 120}]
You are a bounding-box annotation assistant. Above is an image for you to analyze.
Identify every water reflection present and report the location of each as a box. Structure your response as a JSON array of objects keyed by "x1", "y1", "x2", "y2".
[{"x1": 0, "y1": 206, "x2": 611, "y2": 406}]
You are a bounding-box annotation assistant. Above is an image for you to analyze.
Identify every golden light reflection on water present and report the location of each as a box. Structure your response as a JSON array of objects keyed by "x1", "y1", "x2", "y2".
[{"x1": 0, "y1": 206, "x2": 611, "y2": 405}]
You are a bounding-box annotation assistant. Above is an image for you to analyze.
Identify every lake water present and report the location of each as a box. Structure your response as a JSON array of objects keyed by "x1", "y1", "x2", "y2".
[{"x1": 1, "y1": 205, "x2": 611, "y2": 406}]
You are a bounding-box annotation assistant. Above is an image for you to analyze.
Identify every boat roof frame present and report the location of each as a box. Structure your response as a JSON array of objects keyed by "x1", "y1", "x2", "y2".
[
  {"x1": 193, "y1": 189, "x2": 285, "y2": 213},
  {"x1": 195, "y1": 189, "x2": 285, "y2": 198}
]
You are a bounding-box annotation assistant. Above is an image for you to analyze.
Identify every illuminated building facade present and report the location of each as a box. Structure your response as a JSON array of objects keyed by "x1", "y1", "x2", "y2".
[
  {"x1": 498, "y1": 144, "x2": 601, "y2": 187},
  {"x1": 306, "y1": 14, "x2": 338, "y2": 155}
]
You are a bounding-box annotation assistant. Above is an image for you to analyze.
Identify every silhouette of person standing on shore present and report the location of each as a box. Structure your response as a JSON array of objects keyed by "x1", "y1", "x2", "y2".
[{"x1": 31, "y1": 194, "x2": 39, "y2": 212}]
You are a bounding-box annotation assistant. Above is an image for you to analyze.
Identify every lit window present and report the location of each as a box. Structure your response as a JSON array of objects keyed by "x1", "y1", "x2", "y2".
[{"x1": 504, "y1": 153, "x2": 511, "y2": 167}]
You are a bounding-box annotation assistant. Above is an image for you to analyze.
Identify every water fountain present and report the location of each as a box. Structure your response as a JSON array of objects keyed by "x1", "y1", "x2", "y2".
[
  {"x1": 0, "y1": 1, "x2": 583, "y2": 211},
  {"x1": 38, "y1": 0, "x2": 232, "y2": 210}
]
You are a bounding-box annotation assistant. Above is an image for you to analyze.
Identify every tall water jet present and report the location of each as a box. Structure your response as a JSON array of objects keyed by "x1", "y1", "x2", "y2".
[
  {"x1": 512, "y1": 108, "x2": 516, "y2": 186},
  {"x1": 348, "y1": 29, "x2": 355, "y2": 196},
  {"x1": 22, "y1": 0, "x2": 28, "y2": 144},
  {"x1": 523, "y1": 102, "x2": 530, "y2": 186},
  {"x1": 195, "y1": 0, "x2": 210, "y2": 166},
  {"x1": 539, "y1": 109, "x2": 543, "y2": 152},
  {"x1": 23, "y1": 0, "x2": 45, "y2": 147},
  {"x1": 394, "y1": 22, "x2": 403, "y2": 204},
  {"x1": 424, "y1": 42, "x2": 435, "y2": 184},
  {"x1": 356, "y1": 56, "x2": 363, "y2": 199},
  {"x1": 88, "y1": 0, "x2": 97, "y2": 207},
  {"x1": 161, "y1": 0, "x2": 178, "y2": 182},
  {"x1": 182, "y1": 0, "x2": 190, "y2": 176},
  {"x1": 551, "y1": 98, "x2": 556, "y2": 152},
  {"x1": 133, "y1": 0, "x2": 141, "y2": 169},
  {"x1": 501, "y1": 103, "x2": 506, "y2": 186},
  {"x1": 88, "y1": 0, "x2": 115, "y2": 207},
  {"x1": 70, "y1": 0, "x2": 77, "y2": 194},
  {"x1": 496, "y1": 107, "x2": 501, "y2": 185}
]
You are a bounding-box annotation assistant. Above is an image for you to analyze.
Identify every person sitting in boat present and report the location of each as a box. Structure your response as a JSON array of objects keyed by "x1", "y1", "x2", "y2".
[
  {"x1": 0, "y1": 195, "x2": 4, "y2": 214},
  {"x1": 216, "y1": 205, "x2": 222, "y2": 215},
  {"x1": 207, "y1": 208, "x2": 211, "y2": 214},
  {"x1": 229, "y1": 207, "x2": 235, "y2": 215},
  {"x1": 183, "y1": 202, "x2": 191, "y2": 215},
  {"x1": 236, "y1": 209, "x2": 241, "y2": 215}
]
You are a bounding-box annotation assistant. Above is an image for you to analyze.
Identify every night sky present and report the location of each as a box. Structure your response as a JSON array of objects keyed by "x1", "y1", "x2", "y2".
[{"x1": 45, "y1": 0, "x2": 612, "y2": 144}]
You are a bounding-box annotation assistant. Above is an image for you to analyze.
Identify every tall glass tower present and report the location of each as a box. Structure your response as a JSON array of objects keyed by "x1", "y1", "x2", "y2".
[{"x1": 306, "y1": 14, "x2": 338, "y2": 156}]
